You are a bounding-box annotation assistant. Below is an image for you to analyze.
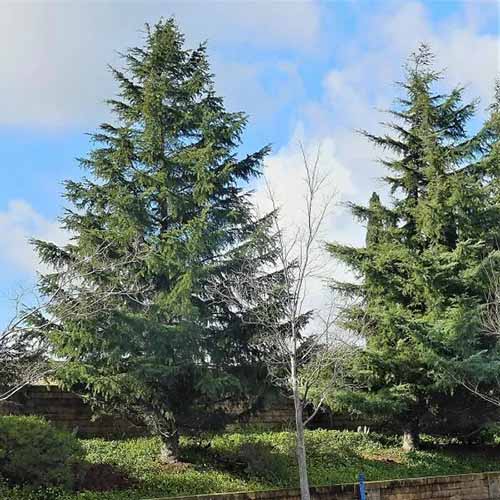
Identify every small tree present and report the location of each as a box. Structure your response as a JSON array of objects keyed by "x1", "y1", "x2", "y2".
[{"x1": 211, "y1": 146, "x2": 352, "y2": 500}]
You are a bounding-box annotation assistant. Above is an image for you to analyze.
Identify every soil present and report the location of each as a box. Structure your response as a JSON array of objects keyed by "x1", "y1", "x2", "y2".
[{"x1": 76, "y1": 463, "x2": 137, "y2": 492}]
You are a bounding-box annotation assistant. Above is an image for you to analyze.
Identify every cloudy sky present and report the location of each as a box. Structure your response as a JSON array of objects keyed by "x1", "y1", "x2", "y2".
[{"x1": 0, "y1": 0, "x2": 498, "y2": 323}]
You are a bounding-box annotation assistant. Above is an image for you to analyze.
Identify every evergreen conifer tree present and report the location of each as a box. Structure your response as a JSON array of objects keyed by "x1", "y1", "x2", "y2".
[
  {"x1": 33, "y1": 19, "x2": 276, "y2": 462},
  {"x1": 328, "y1": 46, "x2": 500, "y2": 449}
]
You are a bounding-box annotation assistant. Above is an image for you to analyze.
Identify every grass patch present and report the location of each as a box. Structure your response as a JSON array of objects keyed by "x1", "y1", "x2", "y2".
[{"x1": 3, "y1": 429, "x2": 500, "y2": 499}]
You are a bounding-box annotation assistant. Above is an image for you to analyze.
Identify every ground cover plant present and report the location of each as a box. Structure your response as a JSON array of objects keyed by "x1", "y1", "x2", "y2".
[{"x1": 2, "y1": 429, "x2": 500, "y2": 500}]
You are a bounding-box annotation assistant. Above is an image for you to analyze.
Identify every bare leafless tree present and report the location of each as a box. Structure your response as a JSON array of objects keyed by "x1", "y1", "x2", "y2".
[
  {"x1": 0, "y1": 287, "x2": 52, "y2": 401},
  {"x1": 209, "y1": 145, "x2": 355, "y2": 500},
  {"x1": 0, "y1": 239, "x2": 151, "y2": 403}
]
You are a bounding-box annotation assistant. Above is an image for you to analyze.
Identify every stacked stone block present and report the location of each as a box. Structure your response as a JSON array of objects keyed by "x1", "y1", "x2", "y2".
[{"x1": 147, "y1": 472, "x2": 500, "y2": 500}]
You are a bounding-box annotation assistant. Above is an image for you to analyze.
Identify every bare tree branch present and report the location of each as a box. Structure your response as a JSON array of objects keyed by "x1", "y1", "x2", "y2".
[
  {"x1": 0, "y1": 239, "x2": 152, "y2": 402},
  {"x1": 447, "y1": 257, "x2": 500, "y2": 407}
]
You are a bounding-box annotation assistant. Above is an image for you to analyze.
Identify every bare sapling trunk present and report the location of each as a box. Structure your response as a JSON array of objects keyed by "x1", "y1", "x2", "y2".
[{"x1": 292, "y1": 357, "x2": 311, "y2": 500}]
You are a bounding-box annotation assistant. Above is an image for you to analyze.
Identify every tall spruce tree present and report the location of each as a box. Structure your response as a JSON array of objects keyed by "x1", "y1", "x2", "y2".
[
  {"x1": 328, "y1": 46, "x2": 500, "y2": 449},
  {"x1": 33, "y1": 19, "x2": 276, "y2": 462}
]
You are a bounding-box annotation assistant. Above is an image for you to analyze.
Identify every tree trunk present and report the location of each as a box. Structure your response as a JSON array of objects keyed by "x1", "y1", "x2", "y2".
[
  {"x1": 147, "y1": 409, "x2": 181, "y2": 464},
  {"x1": 402, "y1": 421, "x2": 420, "y2": 452},
  {"x1": 159, "y1": 429, "x2": 180, "y2": 464},
  {"x1": 294, "y1": 393, "x2": 311, "y2": 500}
]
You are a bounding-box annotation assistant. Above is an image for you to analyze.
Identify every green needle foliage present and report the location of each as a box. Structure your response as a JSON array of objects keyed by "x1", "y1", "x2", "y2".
[
  {"x1": 32, "y1": 19, "x2": 277, "y2": 461},
  {"x1": 328, "y1": 45, "x2": 500, "y2": 446}
]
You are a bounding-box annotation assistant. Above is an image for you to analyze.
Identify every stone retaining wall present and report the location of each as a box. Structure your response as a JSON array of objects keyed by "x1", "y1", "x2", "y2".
[
  {"x1": 0, "y1": 384, "x2": 421, "y2": 438},
  {"x1": 11, "y1": 385, "x2": 145, "y2": 438},
  {"x1": 146, "y1": 471, "x2": 500, "y2": 500},
  {"x1": 1, "y1": 384, "x2": 451, "y2": 438},
  {"x1": 8, "y1": 385, "x2": 300, "y2": 438}
]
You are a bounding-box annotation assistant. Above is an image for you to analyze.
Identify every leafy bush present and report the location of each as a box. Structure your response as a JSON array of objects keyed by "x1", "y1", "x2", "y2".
[
  {"x1": 0, "y1": 415, "x2": 83, "y2": 489},
  {"x1": 0, "y1": 482, "x2": 134, "y2": 500},
  {"x1": 477, "y1": 423, "x2": 500, "y2": 445}
]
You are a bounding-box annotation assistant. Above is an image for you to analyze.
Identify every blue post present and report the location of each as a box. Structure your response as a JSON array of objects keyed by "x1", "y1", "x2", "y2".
[{"x1": 359, "y1": 472, "x2": 366, "y2": 500}]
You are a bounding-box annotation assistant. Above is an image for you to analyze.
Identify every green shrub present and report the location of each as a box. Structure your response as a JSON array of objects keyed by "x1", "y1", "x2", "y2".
[
  {"x1": 477, "y1": 423, "x2": 500, "y2": 445},
  {"x1": 0, "y1": 415, "x2": 83, "y2": 489}
]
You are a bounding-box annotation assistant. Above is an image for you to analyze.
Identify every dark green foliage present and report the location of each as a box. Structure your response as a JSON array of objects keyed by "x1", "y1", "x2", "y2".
[
  {"x1": 328, "y1": 46, "x2": 500, "y2": 439},
  {"x1": 32, "y1": 19, "x2": 276, "y2": 457},
  {"x1": 0, "y1": 416, "x2": 83, "y2": 489}
]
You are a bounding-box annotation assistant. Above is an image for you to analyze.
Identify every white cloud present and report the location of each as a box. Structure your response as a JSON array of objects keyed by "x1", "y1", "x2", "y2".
[
  {"x1": 176, "y1": 0, "x2": 321, "y2": 51},
  {"x1": 323, "y1": 1, "x2": 498, "y2": 127},
  {"x1": 374, "y1": 1, "x2": 499, "y2": 104},
  {"x1": 0, "y1": 200, "x2": 68, "y2": 274},
  {"x1": 256, "y1": 124, "x2": 354, "y2": 227},
  {"x1": 213, "y1": 58, "x2": 305, "y2": 126},
  {"x1": 252, "y1": 124, "x2": 355, "y2": 316},
  {"x1": 0, "y1": 0, "x2": 320, "y2": 127}
]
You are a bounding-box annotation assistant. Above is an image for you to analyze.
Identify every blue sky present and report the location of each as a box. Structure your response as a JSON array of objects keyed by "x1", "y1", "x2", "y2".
[{"x1": 0, "y1": 0, "x2": 498, "y2": 324}]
